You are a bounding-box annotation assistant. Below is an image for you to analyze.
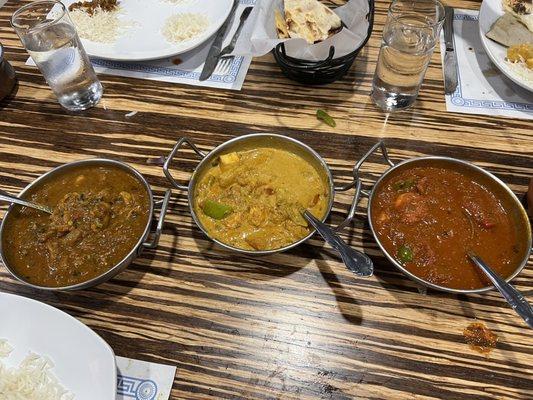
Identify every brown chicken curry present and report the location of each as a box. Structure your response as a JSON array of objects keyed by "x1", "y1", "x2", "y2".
[
  {"x1": 371, "y1": 164, "x2": 526, "y2": 290},
  {"x1": 2, "y1": 164, "x2": 150, "y2": 287},
  {"x1": 194, "y1": 147, "x2": 330, "y2": 251}
]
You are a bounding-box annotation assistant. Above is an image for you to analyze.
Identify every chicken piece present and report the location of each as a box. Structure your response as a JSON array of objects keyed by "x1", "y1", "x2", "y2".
[
  {"x1": 413, "y1": 243, "x2": 436, "y2": 267},
  {"x1": 249, "y1": 206, "x2": 267, "y2": 227},
  {"x1": 245, "y1": 231, "x2": 272, "y2": 250},
  {"x1": 119, "y1": 191, "x2": 133, "y2": 205},
  {"x1": 394, "y1": 192, "x2": 429, "y2": 224},
  {"x1": 415, "y1": 176, "x2": 429, "y2": 195},
  {"x1": 376, "y1": 211, "x2": 390, "y2": 224}
]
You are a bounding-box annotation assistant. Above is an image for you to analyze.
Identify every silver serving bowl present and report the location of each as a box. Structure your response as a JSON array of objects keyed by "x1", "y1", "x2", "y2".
[
  {"x1": 358, "y1": 142, "x2": 532, "y2": 294},
  {"x1": 0, "y1": 159, "x2": 171, "y2": 291},
  {"x1": 163, "y1": 133, "x2": 362, "y2": 255}
]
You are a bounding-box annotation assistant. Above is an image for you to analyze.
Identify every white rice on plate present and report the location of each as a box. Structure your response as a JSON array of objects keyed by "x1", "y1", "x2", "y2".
[
  {"x1": 162, "y1": 13, "x2": 209, "y2": 43},
  {"x1": 0, "y1": 339, "x2": 74, "y2": 400},
  {"x1": 505, "y1": 60, "x2": 533, "y2": 84},
  {"x1": 69, "y1": 6, "x2": 134, "y2": 43}
]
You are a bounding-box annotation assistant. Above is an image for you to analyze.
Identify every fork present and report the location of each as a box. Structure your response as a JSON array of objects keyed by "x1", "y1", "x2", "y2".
[
  {"x1": 211, "y1": 6, "x2": 253, "y2": 77},
  {"x1": 213, "y1": 57, "x2": 233, "y2": 75}
]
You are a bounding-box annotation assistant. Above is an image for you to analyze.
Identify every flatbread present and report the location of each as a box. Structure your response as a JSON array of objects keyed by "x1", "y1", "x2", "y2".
[
  {"x1": 503, "y1": 0, "x2": 533, "y2": 33},
  {"x1": 487, "y1": 12, "x2": 533, "y2": 46},
  {"x1": 283, "y1": 0, "x2": 342, "y2": 44},
  {"x1": 275, "y1": 9, "x2": 290, "y2": 39}
]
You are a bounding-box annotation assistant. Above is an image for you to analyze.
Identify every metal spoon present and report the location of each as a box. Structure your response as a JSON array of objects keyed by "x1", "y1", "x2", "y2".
[
  {"x1": 0, "y1": 189, "x2": 52, "y2": 215},
  {"x1": 468, "y1": 251, "x2": 533, "y2": 328},
  {"x1": 303, "y1": 210, "x2": 373, "y2": 277}
]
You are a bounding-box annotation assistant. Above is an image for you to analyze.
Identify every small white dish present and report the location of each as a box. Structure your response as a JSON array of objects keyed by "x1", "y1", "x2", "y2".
[
  {"x1": 62, "y1": 0, "x2": 233, "y2": 61},
  {"x1": 0, "y1": 292, "x2": 117, "y2": 400},
  {"x1": 479, "y1": 0, "x2": 533, "y2": 93}
]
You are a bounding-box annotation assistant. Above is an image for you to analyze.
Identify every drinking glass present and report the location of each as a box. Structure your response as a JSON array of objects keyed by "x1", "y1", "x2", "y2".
[
  {"x1": 370, "y1": 0, "x2": 445, "y2": 112},
  {"x1": 11, "y1": 0, "x2": 103, "y2": 111}
]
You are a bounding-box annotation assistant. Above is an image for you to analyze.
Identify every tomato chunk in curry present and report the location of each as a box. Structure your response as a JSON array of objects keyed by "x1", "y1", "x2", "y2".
[
  {"x1": 194, "y1": 147, "x2": 330, "y2": 251},
  {"x1": 371, "y1": 166, "x2": 524, "y2": 290},
  {"x1": 2, "y1": 165, "x2": 150, "y2": 287}
]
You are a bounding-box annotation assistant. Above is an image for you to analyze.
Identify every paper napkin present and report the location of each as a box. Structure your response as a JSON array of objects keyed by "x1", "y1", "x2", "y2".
[
  {"x1": 440, "y1": 9, "x2": 533, "y2": 120},
  {"x1": 116, "y1": 356, "x2": 176, "y2": 400}
]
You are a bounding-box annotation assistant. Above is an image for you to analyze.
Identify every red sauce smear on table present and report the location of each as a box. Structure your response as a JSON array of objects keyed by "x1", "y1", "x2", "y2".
[{"x1": 463, "y1": 322, "x2": 498, "y2": 354}]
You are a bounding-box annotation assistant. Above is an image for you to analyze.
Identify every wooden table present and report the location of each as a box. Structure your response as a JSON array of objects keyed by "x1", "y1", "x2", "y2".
[{"x1": 1, "y1": 0, "x2": 532, "y2": 399}]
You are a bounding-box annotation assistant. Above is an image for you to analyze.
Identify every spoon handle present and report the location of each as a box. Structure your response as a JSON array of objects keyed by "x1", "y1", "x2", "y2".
[
  {"x1": 469, "y1": 252, "x2": 533, "y2": 328},
  {"x1": 304, "y1": 211, "x2": 373, "y2": 277},
  {"x1": 0, "y1": 190, "x2": 53, "y2": 215}
]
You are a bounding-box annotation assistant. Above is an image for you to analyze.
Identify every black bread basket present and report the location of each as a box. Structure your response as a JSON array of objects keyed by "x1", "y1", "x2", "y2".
[{"x1": 273, "y1": 0, "x2": 375, "y2": 85}]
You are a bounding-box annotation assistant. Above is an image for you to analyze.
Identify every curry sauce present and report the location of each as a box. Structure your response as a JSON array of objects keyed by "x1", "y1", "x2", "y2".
[
  {"x1": 371, "y1": 165, "x2": 525, "y2": 290},
  {"x1": 2, "y1": 164, "x2": 150, "y2": 287},
  {"x1": 194, "y1": 147, "x2": 330, "y2": 251}
]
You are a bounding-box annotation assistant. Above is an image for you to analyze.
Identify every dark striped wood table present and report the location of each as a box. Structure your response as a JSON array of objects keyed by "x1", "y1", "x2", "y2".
[{"x1": 1, "y1": 0, "x2": 532, "y2": 399}]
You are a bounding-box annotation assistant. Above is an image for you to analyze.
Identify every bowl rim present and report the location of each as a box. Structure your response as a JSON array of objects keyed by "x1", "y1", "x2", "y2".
[
  {"x1": 367, "y1": 156, "x2": 532, "y2": 294},
  {"x1": 0, "y1": 158, "x2": 154, "y2": 291},
  {"x1": 187, "y1": 133, "x2": 336, "y2": 255}
]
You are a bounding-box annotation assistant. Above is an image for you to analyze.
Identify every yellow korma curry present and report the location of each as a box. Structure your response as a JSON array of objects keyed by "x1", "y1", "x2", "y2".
[{"x1": 194, "y1": 147, "x2": 330, "y2": 251}]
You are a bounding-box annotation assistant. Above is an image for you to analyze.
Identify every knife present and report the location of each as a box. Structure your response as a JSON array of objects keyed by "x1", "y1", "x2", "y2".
[
  {"x1": 443, "y1": 6, "x2": 458, "y2": 95},
  {"x1": 199, "y1": 0, "x2": 240, "y2": 81}
]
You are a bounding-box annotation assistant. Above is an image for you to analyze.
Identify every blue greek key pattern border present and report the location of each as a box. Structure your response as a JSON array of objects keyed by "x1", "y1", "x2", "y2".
[
  {"x1": 450, "y1": 13, "x2": 533, "y2": 113},
  {"x1": 91, "y1": 56, "x2": 244, "y2": 84},
  {"x1": 90, "y1": 0, "x2": 255, "y2": 84},
  {"x1": 117, "y1": 375, "x2": 158, "y2": 400}
]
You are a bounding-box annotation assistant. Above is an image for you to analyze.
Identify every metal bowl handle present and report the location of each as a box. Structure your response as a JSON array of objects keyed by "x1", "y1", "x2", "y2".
[
  {"x1": 143, "y1": 189, "x2": 172, "y2": 249},
  {"x1": 163, "y1": 137, "x2": 206, "y2": 191},
  {"x1": 334, "y1": 141, "x2": 395, "y2": 231}
]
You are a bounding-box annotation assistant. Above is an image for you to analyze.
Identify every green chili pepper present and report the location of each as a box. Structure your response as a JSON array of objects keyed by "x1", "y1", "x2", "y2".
[
  {"x1": 397, "y1": 245, "x2": 413, "y2": 264},
  {"x1": 203, "y1": 200, "x2": 232, "y2": 220},
  {"x1": 316, "y1": 109, "x2": 336, "y2": 128},
  {"x1": 392, "y1": 179, "x2": 416, "y2": 192}
]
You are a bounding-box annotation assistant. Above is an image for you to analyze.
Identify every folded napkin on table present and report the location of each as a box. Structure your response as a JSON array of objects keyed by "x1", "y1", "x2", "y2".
[
  {"x1": 116, "y1": 356, "x2": 176, "y2": 400},
  {"x1": 440, "y1": 9, "x2": 533, "y2": 120}
]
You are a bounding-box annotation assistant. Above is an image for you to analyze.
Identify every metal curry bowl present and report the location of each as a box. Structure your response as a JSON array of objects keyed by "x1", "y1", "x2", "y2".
[
  {"x1": 0, "y1": 159, "x2": 171, "y2": 291},
  {"x1": 163, "y1": 134, "x2": 362, "y2": 255},
  {"x1": 356, "y1": 142, "x2": 532, "y2": 294}
]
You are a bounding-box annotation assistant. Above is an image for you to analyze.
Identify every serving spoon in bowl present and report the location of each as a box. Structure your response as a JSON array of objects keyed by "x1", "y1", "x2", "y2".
[
  {"x1": 468, "y1": 251, "x2": 533, "y2": 328},
  {"x1": 303, "y1": 210, "x2": 373, "y2": 277},
  {"x1": 0, "y1": 189, "x2": 52, "y2": 215}
]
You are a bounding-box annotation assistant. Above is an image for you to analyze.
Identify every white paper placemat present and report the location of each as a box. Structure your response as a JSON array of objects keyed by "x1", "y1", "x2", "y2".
[
  {"x1": 26, "y1": 0, "x2": 256, "y2": 91},
  {"x1": 440, "y1": 9, "x2": 533, "y2": 119},
  {"x1": 116, "y1": 356, "x2": 176, "y2": 400}
]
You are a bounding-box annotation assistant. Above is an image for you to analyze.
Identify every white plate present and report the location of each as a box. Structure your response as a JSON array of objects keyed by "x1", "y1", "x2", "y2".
[
  {"x1": 0, "y1": 292, "x2": 116, "y2": 400},
  {"x1": 63, "y1": 0, "x2": 233, "y2": 61},
  {"x1": 479, "y1": 0, "x2": 533, "y2": 92}
]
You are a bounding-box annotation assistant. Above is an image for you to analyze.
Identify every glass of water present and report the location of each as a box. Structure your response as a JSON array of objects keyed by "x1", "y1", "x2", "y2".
[
  {"x1": 11, "y1": 0, "x2": 103, "y2": 111},
  {"x1": 370, "y1": 0, "x2": 445, "y2": 112}
]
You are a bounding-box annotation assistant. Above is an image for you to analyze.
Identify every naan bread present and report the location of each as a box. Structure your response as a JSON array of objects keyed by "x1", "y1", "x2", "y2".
[
  {"x1": 283, "y1": 0, "x2": 342, "y2": 43},
  {"x1": 487, "y1": 12, "x2": 533, "y2": 46},
  {"x1": 275, "y1": 9, "x2": 290, "y2": 38},
  {"x1": 503, "y1": 0, "x2": 533, "y2": 32}
]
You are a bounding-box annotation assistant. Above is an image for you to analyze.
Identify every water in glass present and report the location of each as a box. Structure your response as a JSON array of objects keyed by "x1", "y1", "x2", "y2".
[
  {"x1": 371, "y1": 0, "x2": 444, "y2": 112},
  {"x1": 24, "y1": 22, "x2": 102, "y2": 111},
  {"x1": 12, "y1": 1, "x2": 102, "y2": 111}
]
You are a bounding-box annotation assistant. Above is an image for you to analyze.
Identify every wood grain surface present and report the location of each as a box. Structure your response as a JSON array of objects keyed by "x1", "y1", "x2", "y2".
[{"x1": 0, "y1": 0, "x2": 532, "y2": 399}]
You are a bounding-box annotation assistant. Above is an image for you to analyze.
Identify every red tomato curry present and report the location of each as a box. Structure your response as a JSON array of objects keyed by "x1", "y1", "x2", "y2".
[{"x1": 371, "y1": 162, "x2": 528, "y2": 290}]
